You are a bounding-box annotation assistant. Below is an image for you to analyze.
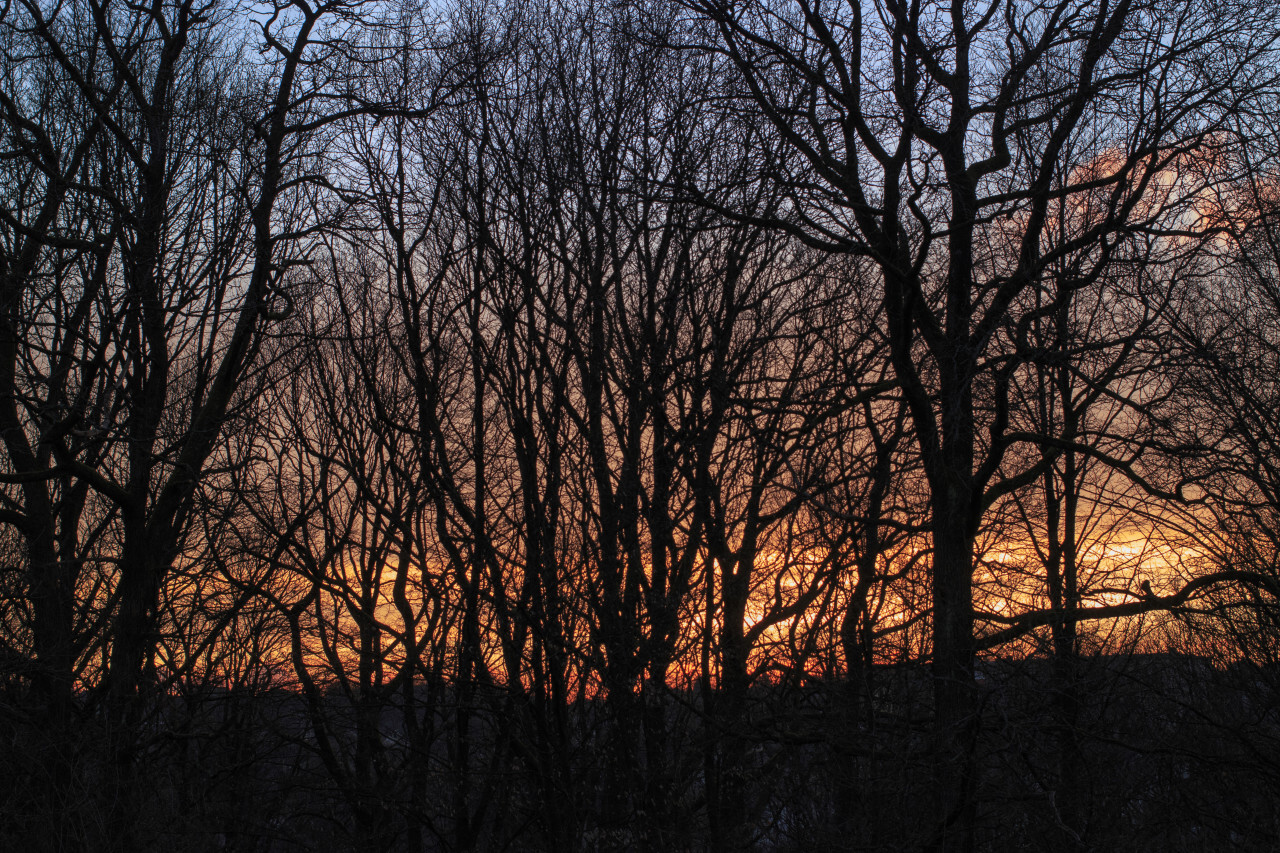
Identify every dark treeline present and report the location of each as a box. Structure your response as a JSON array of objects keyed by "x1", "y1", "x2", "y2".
[{"x1": 3, "y1": 0, "x2": 1280, "y2": 850}]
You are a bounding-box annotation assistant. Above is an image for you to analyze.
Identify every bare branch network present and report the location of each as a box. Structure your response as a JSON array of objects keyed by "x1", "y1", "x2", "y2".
[{"x1": 2, "y1": 0, "x2": 1280, "y2": 850}]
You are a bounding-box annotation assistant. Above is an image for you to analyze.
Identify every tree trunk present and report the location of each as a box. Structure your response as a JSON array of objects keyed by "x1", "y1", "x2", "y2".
[{"x1": 930, "y1": 493, "x2": 978, "y2": 853}]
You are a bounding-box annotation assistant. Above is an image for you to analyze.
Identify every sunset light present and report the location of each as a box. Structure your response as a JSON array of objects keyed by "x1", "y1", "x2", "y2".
[{"x1": 4, "y1": 0, "x2": 1280, "y2": 850}]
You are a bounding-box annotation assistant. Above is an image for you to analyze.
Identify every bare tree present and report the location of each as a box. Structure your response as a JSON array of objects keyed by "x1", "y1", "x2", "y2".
[
  {"x1": 0, "y1": 0, "x2": 360, "y2": 846},
  {"x1": 679, "y1": 0, "x2": 1280, "y2": 846}
]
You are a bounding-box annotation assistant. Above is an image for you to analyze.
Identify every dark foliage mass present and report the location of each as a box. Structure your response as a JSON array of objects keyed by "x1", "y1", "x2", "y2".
[{"x1": 2, "y1": 0, "x2": 1280, "y2": 850}]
